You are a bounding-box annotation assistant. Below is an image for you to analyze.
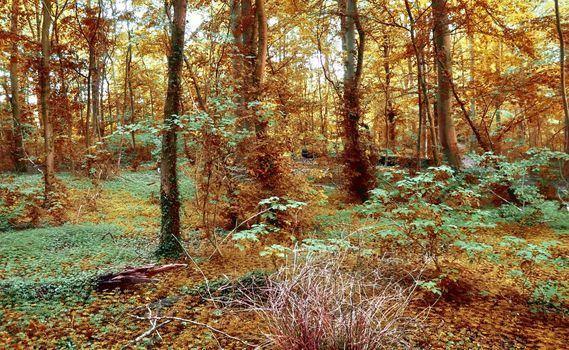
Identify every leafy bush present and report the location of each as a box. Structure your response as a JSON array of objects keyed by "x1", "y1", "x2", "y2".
[
  {"x1": 231, "y1": 196, "x2": 306, "y2": 251},
  {"x1": 464, "y1": 148, "x2": 569, "y2": 226},
  {"x1": 362, "y1": 154, "x2": 569, "y2": 306},
  {"x1": 362, "y1": 166, "x2": 493, "y2": 272},
  {"x1": 529, "y1": 280, "x2": 569, "y2": 313},
  {"x1": 495, "y1": 236, "x2": 569, "y2": 313}
]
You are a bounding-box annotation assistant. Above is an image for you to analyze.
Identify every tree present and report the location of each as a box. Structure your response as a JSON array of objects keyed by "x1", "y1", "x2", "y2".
[
  {"x1": 40, "y1": 0, "x2": 55, "y2": 203},
  {"x1": 76, "y1": 0, "x2": 107, "y2": 146},
  {"x1": 339, "y1": 0, "x2": 376, "y2": 202},
  {"x1": 404, "y1": 0, "x2": 440, "y2": 165},
  {"x1": 432, "y1": 0, "x2": 461, "y2": 168},
  {"x1": 554, "y1": 0, "x2": 569, "y2": 154},
  {"x1": 230, "y1": 0, "x2": 288, "y2": 193},
  {"x1": 9, "y1": 0, "x2": 26, "y2": 172},
  {"x1": 157, "y1": 0, "x2": 187, "y2": 258}
]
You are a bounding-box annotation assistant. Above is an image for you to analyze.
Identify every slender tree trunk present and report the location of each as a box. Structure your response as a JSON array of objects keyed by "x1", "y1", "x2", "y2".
[
  {"x1": 469, "y1": 33, "x2": 477, "y2": 149},
  {"x1": 252, "y1": 0, "x2": 267, "y2": 134},
  {"x1": 495, "y1": 40, "x2": 503, "y2": 131},
  {"x1": 9, "y1": 0, "x2": 26, "y2": 172},
  {"x1": 86, "y1": 70, "x2": 91, "y2": 147},
  {"x1": 239, "y1": 0, "x2": 255, "y2": 133},
  {"x1": 433, "y1": 0, "x2": 461, "y2": 168},
  {"x1": 157, "y1": 0, "x2": 187, "y2": 258},
  {"x1": 405, "y1": 0, "x2": 439, "y2": 165},
  {"x1": 90, "y1": 48, "x2": 101, "y2": 141},
  {"x1": 124, "y1": 23, "x2": 136, "y2": 148},
  {"x1": 40, "y1": 0, "x2": 55, "y2": 203},
  {"x1": 554, "y1": 0, "x2": 569, "y2": 153},
  {"x1": 340, "y1": 0, "x2": 375, "y2": 202},
  {"x1": 383, "y1": 34, "x2": 396, "y2": 151}
]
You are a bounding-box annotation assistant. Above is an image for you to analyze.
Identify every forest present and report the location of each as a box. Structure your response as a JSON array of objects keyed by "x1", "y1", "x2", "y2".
[{"x1": 1, "y1": 0, "x2": 569, "y2": 348}]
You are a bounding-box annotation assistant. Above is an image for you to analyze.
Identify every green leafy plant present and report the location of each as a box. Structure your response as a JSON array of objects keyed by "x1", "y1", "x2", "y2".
[
  {"x1": 232, "y1": 196, "x2": 306, "y2": 251},
  {"x1": 465, "y1": 148, "x2": 569, "y2": 226},
  {"x1": 363, "y1": 166, "x2": 493, "y2": 272},
  {"x1": 495, "y1": 236, "x2": 568, "y2": 313}
]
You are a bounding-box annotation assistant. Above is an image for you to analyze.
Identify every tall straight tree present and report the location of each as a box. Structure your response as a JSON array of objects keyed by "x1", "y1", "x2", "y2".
[
  {"x1": 339, "y1": 0, "x2": 376, "y2": 202},
  {"x1": 40, "y1": 0, "x2": 55, "y2": 203},
  {"x1": 432, "y1": 0, "x2": 461, "y2": 168},
  {"x1": 9, "y1": 0, "x2": 26, "y2": 172},
  {"x1": 157, "y1": 0, "x2": 187, "y2": 258},
  {"x1": 404, "y1": 0, "x2": 440, "y2": 166},
  {"x1": 554, "y1": 0, "x2": 569, "y2": 153}
]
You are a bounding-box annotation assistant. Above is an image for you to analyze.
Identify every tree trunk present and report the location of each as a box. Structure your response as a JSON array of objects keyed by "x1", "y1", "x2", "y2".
[
  {"x1": 383, "y1": 34, "x2": 396, "y2": 151},
  {"x1": 468, "y1": 33, "x2": 478, "y2": 149},
  {"x1": 404, "y1": 0, "x2": 440, "y2": 166},
  {"x1": 253, "y1": 0, "x2": 267, "y2": 135},
  {"x1": 123, "y1": 14, "x2": 135, "y2": 149},
  {"x1": 433, "y1": 0, "x2": 461, "y2": 168},
  {"x1": 340, "y1": 0, "x2": 375, "y2": 202},
  {"x1": 40, "y1": 0, "x2": 55, "y2": 204},
  {"x1": 85, "y1": 72, "x2": 91, "y2": 148},
  {"x1": 9, "y1": 0, "x2": 26, "y2": 172},
  {"x1": 157, "y1": 0, "x2": 187, "y2": 258},
  {"x1": 554, "y1": 0, "x2": 569, "y2": 153},
  {"x1": 239, "y1": 0, "x2": 255, "y2": 133},
  {"x1": 90, "y1": 48, "x2": 101, "y2": 142}
]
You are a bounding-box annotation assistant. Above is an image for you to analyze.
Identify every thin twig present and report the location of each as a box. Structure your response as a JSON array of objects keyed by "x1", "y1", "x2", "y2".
[
  {"x1": 171, "y1": 233, "x2": 218, "y2": 308},
  {"x1": 127, "y1": 313, "x2": 256, "y2": 348},
  {"x1": 207, "y1": 207, "x2": 272, "y2": 260}
]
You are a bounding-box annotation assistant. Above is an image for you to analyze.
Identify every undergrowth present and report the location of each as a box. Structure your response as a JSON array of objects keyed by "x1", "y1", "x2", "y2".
[{"x1": 0, "y1": 224, "x2": 154, "y2": 309}]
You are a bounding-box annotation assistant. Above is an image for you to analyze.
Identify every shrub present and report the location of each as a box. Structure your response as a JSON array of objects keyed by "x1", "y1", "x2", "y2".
[
  {"x1": 363, "y1": 166, "x2": 493, "y2": 272},
  {"x1": 464, "y1": 148, "x2": 569, "y2": 226}
]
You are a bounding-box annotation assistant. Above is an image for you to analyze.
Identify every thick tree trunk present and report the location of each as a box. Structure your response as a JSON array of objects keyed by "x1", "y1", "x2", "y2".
[
  {"x1": 340, "y1": 0, "x2": 376, "y2": 202},
  {"x1": 232, "y1": 0, "x2": 282, "y2": 189},
  {"x1": 433, "y1": 0, "x2": 461, "y2": 168},
  {"x1": 40, "y1": 0, "x2": 55, "y2": 204},
  {"x1": 554, "y1": 0, "x2": 569, "y2": 153},
  {"x1": 9, "y1": 0, "x2": 26, "y2": 172},
  {"x1": 157, "y1": 0, "x2": 187, "y2": 258}
]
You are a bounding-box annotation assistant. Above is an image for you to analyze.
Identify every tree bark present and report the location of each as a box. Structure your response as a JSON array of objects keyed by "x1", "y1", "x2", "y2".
[
  {"x1": 157, "y1": 0, "x2": 187, "y2": 258},
  {"x1": 433, "y1": 0, "x2": 461, "y2": 168},
  {"x1": 40, "y1": 0, "x2": 55, "y2": 204},
  {"x1": 554, "y1": 0, "x2": 569, "y2": 153},
  {"x1": 9, "y1": 0, "x2": 26, "y2": 172},
  {"x1": 340, "y1": 0, "x2": 376, "y2": 202}
]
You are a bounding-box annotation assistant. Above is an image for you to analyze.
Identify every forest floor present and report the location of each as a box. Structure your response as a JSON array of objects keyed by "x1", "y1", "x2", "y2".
[{"x1": 1, "y1": 164, "x2": 568, "y2": 349}]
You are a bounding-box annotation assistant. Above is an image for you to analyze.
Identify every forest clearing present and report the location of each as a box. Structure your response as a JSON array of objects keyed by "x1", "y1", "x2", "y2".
[{"x1": 1, "y1": 0, "x2": 569, "y2": 349}]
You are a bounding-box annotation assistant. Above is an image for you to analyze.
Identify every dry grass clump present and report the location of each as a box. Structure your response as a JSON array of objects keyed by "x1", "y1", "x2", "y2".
[{"x1": 256, "y1": 252, "x2": 421, "y2": 350}]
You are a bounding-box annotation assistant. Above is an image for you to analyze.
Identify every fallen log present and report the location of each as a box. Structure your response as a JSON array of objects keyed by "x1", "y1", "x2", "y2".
[{"x1": 97, "y1": 263, "x2": 187, "y2": 290}]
